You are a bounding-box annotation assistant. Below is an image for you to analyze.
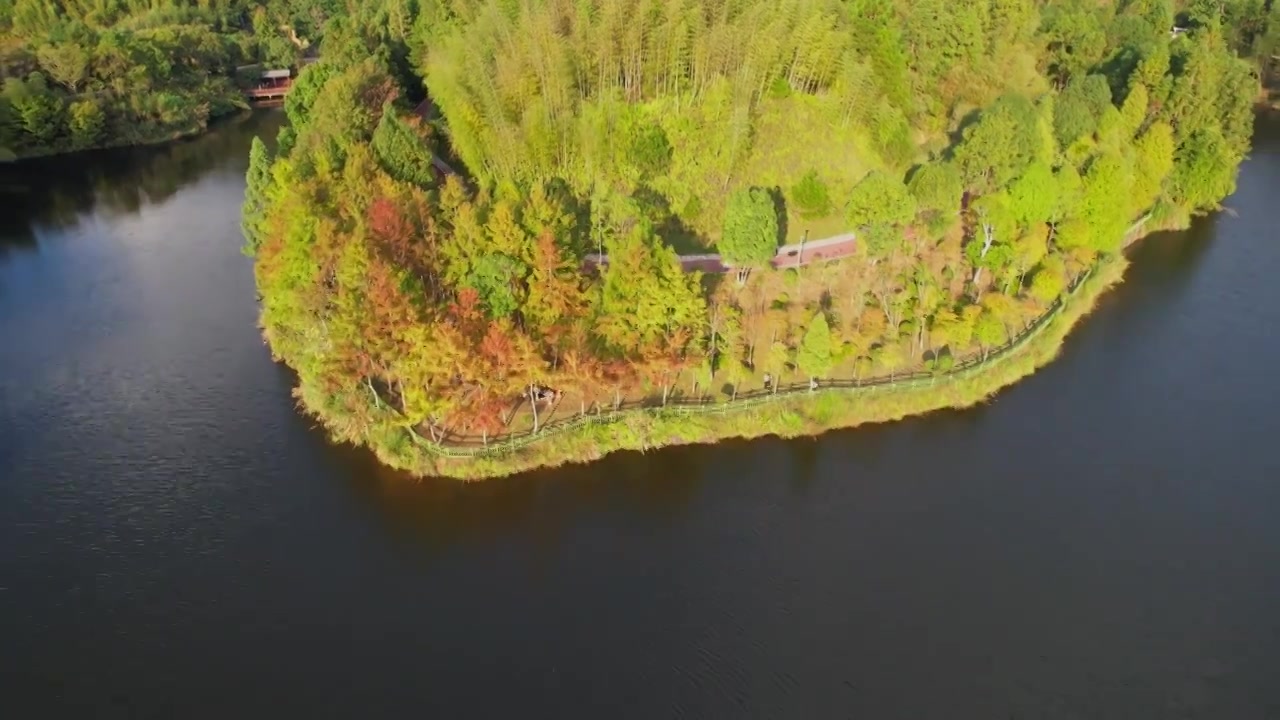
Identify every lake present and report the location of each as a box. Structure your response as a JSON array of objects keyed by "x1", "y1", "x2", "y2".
[{"x1": 2, "y1": 110, "x2": 1279, "y2": 718}]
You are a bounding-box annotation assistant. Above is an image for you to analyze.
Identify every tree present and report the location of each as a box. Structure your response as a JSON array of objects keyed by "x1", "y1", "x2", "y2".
[
  {"x1": 905, "y1": 0, "x2": 988, "y2": 84},
  {"x1": 714, "y1": 306, "x2": 750, "y2": 399},
  {"x1": 67, "y1": 100, "x2": 103, "y2": 149},
  {"x1": 953, "y1": 94, "x2": 1041, "y2": 192},
  {"x1": 967, "y1": 193, "x2": 1017, "y2": 293},
  {"x1": 621, "y1": 118, "x2": 672, "y2": 179},
  {"x1": 1042, "y1": 0, "x2": 1108, "y2": 85},
  {"x1": 847, "y1": 171, "x2": 915, "y2": 260},
  {"x1": 372, "y1": 105, "x2": 438, "y2": 186},
  {"x1": 1130, "y1": 121, "x2": 1176, "y2": 214},
  {"x1": 1170, "y1": 127, "x2": 1238, "y2": 211},
  {"x1": 795, "y1": 312, "x2": 833, "y2": 386},
  {"x1": 1076, "y1": 151, "x2": 1135, "y2": 253},
  {"x1": 973, "y1": 310, "x2": 1007, "y2": 359},
  {"x1": 1030, "y1": 256, "x2": 1068, "y2": 303},
  {"x1": 1010, "y1": 227, "x2": 1049, "y2": 291},
  {"x1": 908, "y1": 161, "x2": 963, "y2": 235},
  {"x1": 1053, "y1": 74, "x2": 1113, "y2": 148},
  {"x1": 792, "y1": 170, "x2": 832, "y2": 220},
  {"x1": 242, "y1": 137, "x2": 274, "y2": 254},
  {"x1": 764, "y1": 340, "x2": 791, "y2": 391},
  {"x1": 37, "y1": 44, "x2": 89, "y2": 92},
  {"x1": 1007, "y1": 162, "x2": 1057, "y2": 229},
  {"x1": 874, "y1": 342, "x2": 906, "y2": 380},
  {"x1": 12, "y1": 81, "x2": 62, "y2": 147},
  {"x1": 720, "y1": 187, "x2": 779, "y2": 283},
  {"x1": 930, "y1": 308, "x2": 975, "y2": 353},
  {"x1": 525, "y1": 232, "x2": 588, "y2": 338},
  {"x1": 1119, "y1": 82, "x2": 1150, "y2": 137},
  {"x1": 595, "y1": 226, "x2": 707, "y2": 359}
]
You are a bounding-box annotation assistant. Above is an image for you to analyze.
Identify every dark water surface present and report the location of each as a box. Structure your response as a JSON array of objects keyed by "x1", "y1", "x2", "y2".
[{"x1": 3, "y1": 111, "x2": 1280, "y2": 719}]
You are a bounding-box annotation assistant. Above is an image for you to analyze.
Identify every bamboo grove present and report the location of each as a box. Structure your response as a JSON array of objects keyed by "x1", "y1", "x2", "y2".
[{"x1": 247, "y1": 0, "x2": 1269, "y2": 473}]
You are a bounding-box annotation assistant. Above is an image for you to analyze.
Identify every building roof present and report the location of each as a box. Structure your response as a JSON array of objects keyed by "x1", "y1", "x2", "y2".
[{"x1": 261, "y1": 69, "x2": 291, "y2": 79}]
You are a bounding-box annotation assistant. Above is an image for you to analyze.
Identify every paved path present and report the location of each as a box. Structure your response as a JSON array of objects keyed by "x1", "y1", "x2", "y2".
[
  {"x1": 584, "y1": 231, "x2": 858, "y2": 274},
  {"x1": 772, "y1": 232, "x2": 857, "y2": 269}
]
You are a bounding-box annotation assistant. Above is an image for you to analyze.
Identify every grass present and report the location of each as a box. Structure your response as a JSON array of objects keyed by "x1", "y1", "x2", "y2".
[
  {"x1": 366, "y1": 255, "x2": 1133, "y2": 480},
  {"x1": 784, "y1": 212, "x2": 849, "y2": 246}
]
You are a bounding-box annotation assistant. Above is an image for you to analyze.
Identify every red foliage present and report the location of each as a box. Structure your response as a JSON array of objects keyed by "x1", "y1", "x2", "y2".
[
  {"x1": 448, "y1": 288, "x2": 486, "y2": 340},
  {"x1": 454, "y1": 391, "x2": 509, "y2": 437},
  {"x1": 368, "y1": 197, "x2": 410, "y2": 241},
  {"x1": 533, "y1": 231, "x2": 565, "y2": 272},
  {"x1": 480, "y1": 322, "x2": 513, "y2": 365}
]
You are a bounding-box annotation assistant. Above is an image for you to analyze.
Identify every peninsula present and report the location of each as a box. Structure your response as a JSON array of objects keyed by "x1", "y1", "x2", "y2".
[{"x1": 244, "y1": 0, "x2": 1269, "y2": 479}]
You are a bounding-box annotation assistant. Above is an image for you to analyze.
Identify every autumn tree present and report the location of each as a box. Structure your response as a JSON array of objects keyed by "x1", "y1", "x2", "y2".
[{"x1": 595, "y1": 225, "x2": 707, "y2": 360}]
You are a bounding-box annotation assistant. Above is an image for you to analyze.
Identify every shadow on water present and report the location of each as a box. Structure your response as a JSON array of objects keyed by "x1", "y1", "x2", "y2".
[
  {"x1": 338, "y1": 440, "x2": 721, "y2": 556},
  {"x1": 1125, "y1": 221, "x2": 1217, "y2": 286},
  {"x1": 0, "y1": 111, "x2": 284, "y2": 256}
]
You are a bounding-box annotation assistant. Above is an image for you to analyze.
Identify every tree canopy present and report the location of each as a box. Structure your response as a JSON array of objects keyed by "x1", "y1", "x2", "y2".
[{"x1": 720, "y1": 187, "x2": 780, "y2": 280}]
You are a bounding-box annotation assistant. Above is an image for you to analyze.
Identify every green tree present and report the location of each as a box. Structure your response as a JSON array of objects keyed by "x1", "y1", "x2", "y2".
[
  {"x1": 908, "y1": 161, "x2": 963, "y2": 235},
  {"x1": 967, "y1": 193, "x2": 1018, "y2": 292},
  {"x1": 848, "y1": 171, "x2": 916, "y2": 228},
  {"x1": 242, "y1": 137, "x2": 274, "y2": 255},
  {"x1": 795, "y1": 312, "x2": 833, "y2": 385},
  {"x1": 1029, "y1": 256, "x2": 1068, "y2": 303},
  {"x1": 1042, "y1": 0, "x2": 1108, "y2": 84},
  {"x1": 873, "y1": 342, "x2": 906, "y2": 380},
  {"x1": 720, "y1": 187, "x2": 780, "y2": 283},
  {"x1": 792, "y1": 170, "x2": 832, "y2": 220},
  {"x1": 1130, "y1": 121, "x2": 1176, "y2": 214},
  {"x1": 36, "y1": 44, "x2": 89, "y2": 92},
  {"x1": 466, "y1": 254, "x2": 525, "y2": 318},
  {"x1": 67, "y1": 99, "x2": 104, "y2": 149},
  {"x1": 953, "y1": 94, "x2": 1041, "y2": 192},
  {"x1": 1053, "y1": 74, "x2": 1113, "y2": 147},
  {"x1": 1007, "y1": 161, "x2": 1057, "y2": 229},
  {"x1": 847, "y1": 171, "x2": 915, "y2": 260},
  {"x1": 1119, "y1": 82, "x2": 1150, "y2": 137},
  {"x1": 595, "y1": 226, "x2": 707, "y2": 358},
  {"x1": 13, "y1": 87, "x2": 62, "y2": 147},
  {"x1": 1077, "y1": 151, "x2": 1134, "y2": 254},
  {"x1": 1170, "y1": 127, "x2": 1238, "y2": 211},
  {"x1": 371, "y1": 105, "x2": 438, "y2": 186},
  {"x1": 973, "y1": 310, "x2": 1007, "y2": 359}
]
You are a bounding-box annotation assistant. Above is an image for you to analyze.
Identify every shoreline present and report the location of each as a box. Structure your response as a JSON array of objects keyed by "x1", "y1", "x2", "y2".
[
  {"x1": 318, "y1": 222, "x2": 1166, "y2": 481},
  {"x1": 1, "y1": 105, "x2": 250, "y2": 165}
]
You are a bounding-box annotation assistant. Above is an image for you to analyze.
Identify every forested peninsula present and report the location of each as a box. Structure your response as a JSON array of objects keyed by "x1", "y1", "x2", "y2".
[
  {"x1": 245, "y1": 0, "x2": 1273, "y2": 479},
  {"x1": 0, "y1": 0, "x2": 345, "y2": 159}
]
